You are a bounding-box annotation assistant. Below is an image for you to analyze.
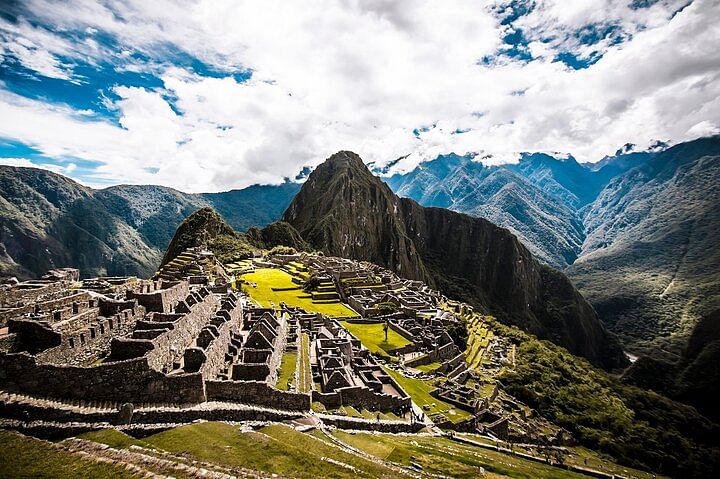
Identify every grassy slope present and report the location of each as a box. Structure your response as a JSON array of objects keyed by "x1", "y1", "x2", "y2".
[
  {"x1": 0, "y1": 430, "x2": 141, "y2": 479},
  {"x1": 67, "y1": 423, "x2": 663, "y2": 479},
  {"x1": 142, "y1": 422, "x2": 394, "y2": 478},
  {"x1": 383, "y1": 366, "x2": 471, "y2": 423},
  {"x1": 241, "y1": 268, "x2": 357, "y2": 317},
  {"x1": 332, "y1": 430, "x2": 587, "y2": 479},
  {"x1": 339, "y1": 321, "x2": 412, "y2": 356}
]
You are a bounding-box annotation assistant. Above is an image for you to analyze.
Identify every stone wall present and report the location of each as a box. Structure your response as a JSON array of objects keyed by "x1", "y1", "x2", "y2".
[
  {"x1": 312, "y1": 385, "x2": 410, "y2": 412},
  {"x1": 0, "y1": 290, "x2": 93, "y2": 327},
  {"x1": 36, "y1": 308, "x2": 140, "y2": 365},
  {"x1": 198, "y1": 297, "x2": 243, "y2": 378},
  {"x1": 127, "y1": 281, "x2": 189, "y2": 313},
  {"x1": 130, "y1": 290, "x2": 219, "y2": 372},
  {"x1": 5, "y1": 320, "x2": 61, "y2": 354},
  {"x1": 431, "y1": 342, "x2": 460, "y2": 362},
  {"x1": 0, "y1": 353, "x2": 205, "y2": 403},
  {"x1": 405, "y1": 353, "x2": 433, "y2": 368},
  {"x1": 317, "y1": 414, "x2": 424, "y2": 433},
  {"x1": 205, "y1": 380, "x2": 310, "y2": 411},
  {"x1": 0, "y1": 281, "x2": 66, "y2": 309}
]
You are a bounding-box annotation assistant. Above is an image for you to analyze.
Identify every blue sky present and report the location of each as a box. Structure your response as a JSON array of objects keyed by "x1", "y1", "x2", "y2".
[{"x1": 0, "y1": 0, "x2": 717, "y2": 191}]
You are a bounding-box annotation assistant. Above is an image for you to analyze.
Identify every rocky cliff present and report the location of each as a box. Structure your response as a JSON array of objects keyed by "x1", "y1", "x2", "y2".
[{"x1": 284, "y1": 151, "x2": 626, "y2": 369}]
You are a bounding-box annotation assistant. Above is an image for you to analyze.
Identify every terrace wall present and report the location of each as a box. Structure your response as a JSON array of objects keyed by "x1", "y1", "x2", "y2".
[
  {"x1": 311, "y1": 385, "x2": 410, "y2": 412},
  {"x1": 127, "y1": 281, "x2": 189, "y2": 313},
  {"x1": 205, "y1": 380, "x2": 310, "y2": 411},
  {"x1": 0, "y1": 353, "x2": 205, "y2": 403}
]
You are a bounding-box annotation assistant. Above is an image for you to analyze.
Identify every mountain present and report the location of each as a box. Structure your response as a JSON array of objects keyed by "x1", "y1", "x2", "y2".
[
  {"x1": 0, "y1": 166, "x2": 299, "y2": 279},
  {"x1": 0, "y1": 166, "x2": 161, "y2": 278},
  {"x1": 385, "y1": 151, "x2": 639, "y2": 268},
  {"x1": 567, "y1": 136, "x2": 720, "y2": 359},
  {"x1": 160, "y1": 207, "x2": 247, "y2": 266},
  {"x1": 509, "y1": 153, "x2": 604, "y2": 208},
  {"x1": 284, "y1": 151, "x2": 626, "y2": 369}
]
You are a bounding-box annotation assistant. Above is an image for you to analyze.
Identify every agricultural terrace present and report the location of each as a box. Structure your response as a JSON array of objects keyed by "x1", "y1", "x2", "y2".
[
  {"x1": 225, "y1": 259, "x2": 253, "y2": 276},
  {"x1": 239, "y1": 268, "x2": 357, "y2": 317},
  {"x1": 382, "y1": 366, "x2": 472, "y2": 423},
  {"x1": 465, "y1": 314, "x2": 495, "y2": 370},
  {"x1": 339, "y1": 321, "x2": 412, "y2": 357}
]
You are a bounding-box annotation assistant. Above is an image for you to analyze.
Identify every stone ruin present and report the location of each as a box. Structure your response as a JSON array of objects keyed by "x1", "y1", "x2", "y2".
[
  {"x1": 0, "y1": 267, "x2": 311, "y2": 433},
  {"x1": 0, "y1": 252, "x2": 511, "y2": 438},
  {"x1": 306, "y1": 316, "x2": 411, "y2": 414}
]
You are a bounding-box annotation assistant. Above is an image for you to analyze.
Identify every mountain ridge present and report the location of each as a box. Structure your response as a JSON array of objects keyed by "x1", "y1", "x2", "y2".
[{"x1": 0, "y1": 165, "x2": 300, "y2": 279}]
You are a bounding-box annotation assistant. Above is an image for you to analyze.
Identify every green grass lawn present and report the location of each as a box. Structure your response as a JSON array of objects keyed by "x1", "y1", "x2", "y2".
[
  {"x1": 240, "y1": 268, "x2": 358, "y2": 317},
  {"x1": 0, "y1": 430, "x2": 141, "y2": 479},
  {"x1": 141, "y1": 422, "x2": 395, "y2": 478},
  {"x1": 415, "y1": 361, "x2": 442, "y2": 373},
  {"x1": 331, "y1": 430, "x2": 591, "y2": 479},
  {"x1": 276, "y1": 351, "x2": 297, "y2": 391},
  {"x1": 383, "y1": 366, "x2": 472, "y2": 423},
  {"x1": 77, "y1": 429, "x2": 146, "y2": 449},
  {"x1": 339, "y1": 321, "x2": 412, "y2": 356},
  {"x1": 298, "y1": 332, "x2": 312, "y2": 393}
]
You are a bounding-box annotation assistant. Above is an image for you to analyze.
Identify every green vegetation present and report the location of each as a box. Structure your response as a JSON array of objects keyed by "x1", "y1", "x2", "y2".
[
  {"x1": 77, "y1": 429, "x2": 146, "y2": 449},
  {"x1": 415, "y1": 361, "x2": 442, "y2": 373},
  {"x1": 339, "y1": 321, "x2": 411, "y2": 356},
  {"x1": 382, "y1": 366, "x2": 471, "y2": 423},
  {"x1": 297, "y1": 332, "x2": 312, "y2": 393},
  {"x1": 268, "y1": 245, "x2": 297, "y2": 256},
  {"x1": 465, "y1": 315, "x2": 494, "y2": 370},
  {"x1": 240, "y1": 268, "x2": 357, "y2": 317},
  {"x1": 207, "y1": 233, "x2": 254, "y2": 263},
  {"x1": 276, "y1": 351, "x2": 297, "y2": 391},
  {"x1": 494, "y1": 317, "x2": 720, "y2": 478},
  {"x1": 0, "y1": 430, "x2": 140, "y2": 479},
  {"x1": 141, "y1": 422, "x2": 395, "y2": 478},
  {"x1": 375, "y1": 301, "x2": 399, "y2": 313},
  {"x1": 331, "y1": 430, "x2": 588, "y2": 479}
]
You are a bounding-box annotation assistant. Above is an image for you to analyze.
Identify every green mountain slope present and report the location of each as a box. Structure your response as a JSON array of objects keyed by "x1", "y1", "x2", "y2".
[{"x1": 0, "y1": 166, "x2": 299, "y2": 279}]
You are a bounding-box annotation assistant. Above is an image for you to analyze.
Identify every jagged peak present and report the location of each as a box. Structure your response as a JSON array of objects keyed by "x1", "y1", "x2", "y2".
[{"x1": 316, "y1": 150, "x2": 370, "y2": 174}]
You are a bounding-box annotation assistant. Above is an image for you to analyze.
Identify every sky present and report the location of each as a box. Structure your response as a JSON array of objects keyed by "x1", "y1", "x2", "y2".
[{"x1": 0, "y1": 0, "x2": 718, "y2": 192}]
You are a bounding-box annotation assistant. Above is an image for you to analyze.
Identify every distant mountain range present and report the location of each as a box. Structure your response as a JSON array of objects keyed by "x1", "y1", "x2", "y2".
[
  {"x1": 384, "y1": 149, "x2": 650, "y2": 268},
  {"x1": 0, "y1": 166, "x2": 299, "y2": 279},
  {"x1": 385, "y1": 137, "x2": 720, "y2": 364}
]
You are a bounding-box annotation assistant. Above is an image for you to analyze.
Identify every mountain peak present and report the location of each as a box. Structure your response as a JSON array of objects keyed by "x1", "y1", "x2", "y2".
[{"x1": 322, "y1": 150, "x2": 367, "y2": 170}]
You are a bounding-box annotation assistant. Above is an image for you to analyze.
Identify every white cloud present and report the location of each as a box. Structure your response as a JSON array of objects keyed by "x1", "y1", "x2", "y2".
[
  {"x1": 0, "y1": 157, "x2": 35, "y2": 168},
  {"x1": 0, "y1": 0, "x2": 718, "y2": 190},
  {"x1": 0, "y1": 157, "x2": 79, "y2": 177}
]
